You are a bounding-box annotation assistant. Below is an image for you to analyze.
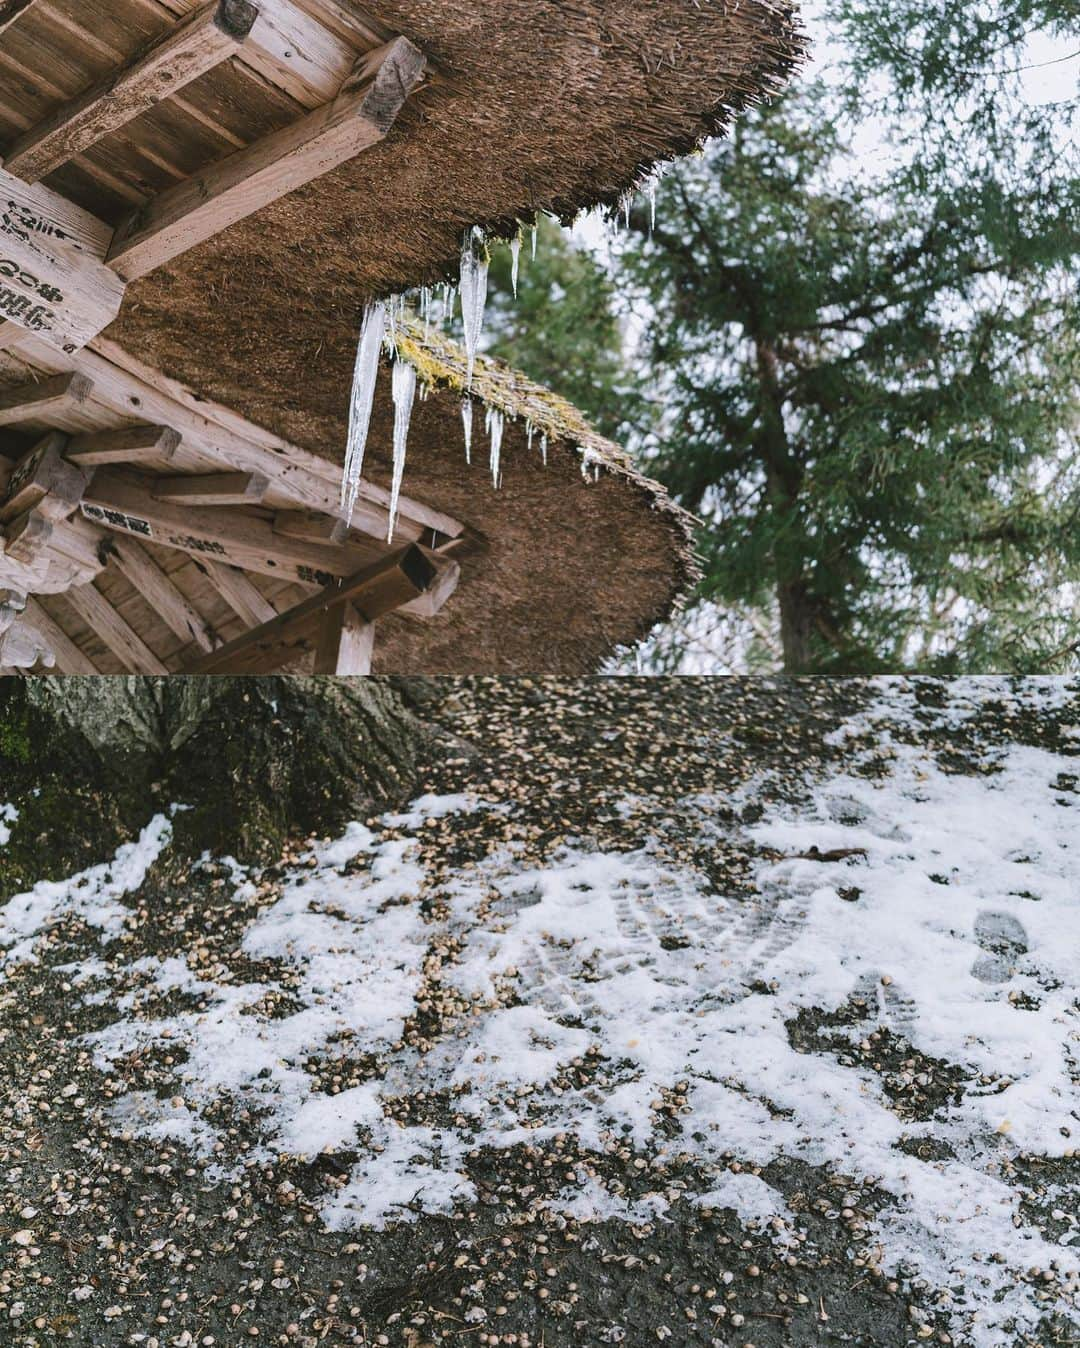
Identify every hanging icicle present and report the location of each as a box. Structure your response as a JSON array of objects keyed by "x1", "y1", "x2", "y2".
[
  {"x1": 342, "y1": 300, "x2": 387, "y2": 518},
  {"x1": 486, "y1": 406, "x2": 504, "y2": 488},
  {"x1": 510, "y1": 234, "x2": 521, "y2": 298},
  {"x1": 532, "y1": 220, "x2": 539, "y2": 261},
  {"x1": 459, "y1": 227, "x2": 490, "y2": 387},
  {"x1": 540, "y1": 433, "x2": 548, "y2": 467},
  {"x1": 461, "y1": 397, "x2": 474, "y2": 465},
  {"x1": 388, "y1": 359, "x2": 418, "y2": 542}
]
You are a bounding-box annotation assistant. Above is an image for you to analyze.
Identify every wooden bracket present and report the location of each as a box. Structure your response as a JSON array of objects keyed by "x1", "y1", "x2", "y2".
[
  {"x1": 0, "y1": 372, "x2": 93, "y2": 427},
  {"x1": 0, "y1": 430, "x2": 88, "y2": 524},
  {"x1": 188, "y1": 544, "x2": 433, "y2": 673}
]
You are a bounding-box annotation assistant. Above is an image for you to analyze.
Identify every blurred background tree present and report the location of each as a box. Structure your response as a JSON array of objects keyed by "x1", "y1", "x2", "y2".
[{"x1": 483, "y1": 0, "x2": 1080, "y2": 674}]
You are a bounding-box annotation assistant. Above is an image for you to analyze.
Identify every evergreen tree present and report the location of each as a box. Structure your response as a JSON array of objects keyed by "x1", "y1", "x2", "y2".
[
  {"x1": 485, "y1": 3, "x2": 1080, "y2": 673},
  {"x1": 616, "y1": 0, "x2": 1080, "y2": 673},
  {"x1": 484, "y1": 216, "x2": 644, "y2": 444}
]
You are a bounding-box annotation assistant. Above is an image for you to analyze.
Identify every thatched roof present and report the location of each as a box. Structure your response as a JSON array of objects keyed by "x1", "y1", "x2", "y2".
[{"x1": 344, "y1": 321, "x2": 701, "y2": 673}]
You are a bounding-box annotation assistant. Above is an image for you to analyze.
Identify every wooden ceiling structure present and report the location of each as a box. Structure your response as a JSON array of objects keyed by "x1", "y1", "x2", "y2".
[{"x1": 0, "y1": 0, "x2": 476, "y2": 674}]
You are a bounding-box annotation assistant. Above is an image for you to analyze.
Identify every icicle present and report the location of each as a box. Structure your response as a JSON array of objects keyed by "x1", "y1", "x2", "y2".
[
  {"x1": 526, "y1": 419, "x2": 535, "y2": 454},
  {"x1": 531, "y1": 221, "x2": 539, "y2": 261},
  {"x1": 386, "y1": 293, "x2": 406, "y2": 358},
  {"x1": 341, "y1": 300, "x2": 387, "y2": 517},
  {"x1": 388, "y1": 359, "x2": 417, "y2": 542},
  {"x1": 486, "y1": 406, "x2": 504, "y2": 487},
  {"x1": 459, "y1": 227, "x2": 489, "y2": 386},
  {"x1": 461, "y1": 397, "x2": 474, "y2": 465},
  {"x1": 648, "y1": 177, "x2": 657, "y2": 234},
  {"x1": 510, "y1": 234, "x2": 521, "y2": 298},
  {"x1": 540, "y1": 433, "x2": 548, "y2": 467}
]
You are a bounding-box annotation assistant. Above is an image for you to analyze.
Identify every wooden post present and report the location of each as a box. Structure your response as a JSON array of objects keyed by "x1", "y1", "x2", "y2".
[
  {"x1": 4, "y1": 1, "x2": 261, "y2": 184},
  {"x1": 313, "y1": 603, "x2": 374, "y2": 674},
  {"x1": 107, "y1": 37, "x2": 427, "y2": 281}
]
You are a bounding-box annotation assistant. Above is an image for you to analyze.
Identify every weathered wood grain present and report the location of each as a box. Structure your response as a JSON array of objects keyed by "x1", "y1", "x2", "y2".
[
  {"x1": 105, "y1": 532, "x2": 218, "y2": 652},
  {"x1": 20, "y1": 595, "x2": 100, "y2": 672},
  {"x1": 312, "y1": 600, "x2": 372, "y2": 673},
  {"x1": 4, "y1": 1, "x2": 261, "y2": 184},
  {"x1": 62, "y1": 580, "x2": 170, "y2": 673},
  {"x1": 65, "y1": 423, "x2": 182, "y2": 466},
  {"x1": 107, "y1": 36, "x2": 426, "y2": 281}
]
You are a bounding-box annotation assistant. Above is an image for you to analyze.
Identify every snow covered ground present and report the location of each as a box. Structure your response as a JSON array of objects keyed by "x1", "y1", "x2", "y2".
[{"x1": 1, "y1": 679, "x2": 1077, "y2": 1347}]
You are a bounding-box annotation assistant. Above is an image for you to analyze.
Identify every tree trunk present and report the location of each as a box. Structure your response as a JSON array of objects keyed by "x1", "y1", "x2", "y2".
[{"x1": 0, "y1": 677, "x2": 449, "y2": 891}]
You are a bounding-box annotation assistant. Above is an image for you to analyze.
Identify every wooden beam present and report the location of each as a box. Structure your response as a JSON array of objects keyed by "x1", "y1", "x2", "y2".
[
  {"x1": 273, "y1": 510, "x2": 351, "y2": 545},
  {"x1": 0, "y1": 431, "x2": 88, "y2": 523},
  {"x1": 0, "y1": 0, "x2": 43, "y2": 37},
  {"x1": 197, "y1": 558, "x2": 276, "y2": 627},
  {"x1": 21, "y1": 597, "x2": 100, "y2": 673},
  {"x1": 65, "y1": 424, "x2": 182, "y2": 467},
  {"x1": 0, "y1": 372, "x2": 93, "y2": 427},
  {"x1": 4, "y1": 1, "x2": 261, "y2": 184},
  {"x1": 104, "y1": 534, "x2": 218, "y2": 653},
  {"x1": 153, "y1": 470, "x2": 269, "y2": 506},
  {"x1": 11, "y1": 330, "x2": 466, "y2": 539},
  {"x1": 0, "y1": 166, "x2": 126, "y2": 353},
  {"x1": 107, "y1": 36, "x2": 427, "y2": 281},
  {"x1": 82, "y1": 468, "x2": 385, "y2": 584},
  {"x1": 62, "y1": 582, "x2": 169, "y2": 673},
  {"x1": 188, "y1": 544, "x2": 434, "y2": 674},
  {"x1": 313, "y1": 602, "x2": 373, "y2": 674}
]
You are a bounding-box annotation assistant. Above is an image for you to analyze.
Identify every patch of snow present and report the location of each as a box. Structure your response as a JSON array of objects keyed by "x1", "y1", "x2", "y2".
[{"x1": 0, "y1": 803, "x2": 16, "y2": 847}]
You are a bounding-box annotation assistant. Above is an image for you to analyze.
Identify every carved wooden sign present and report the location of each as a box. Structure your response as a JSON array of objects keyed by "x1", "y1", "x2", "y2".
[{"x1": 0, "y1": 167, "x2": 126, "y2": 352}]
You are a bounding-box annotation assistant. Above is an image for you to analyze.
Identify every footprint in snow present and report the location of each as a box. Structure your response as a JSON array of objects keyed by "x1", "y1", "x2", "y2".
[{"x1": 971, "y1": 911, "x2": 1029, "y2": 984}]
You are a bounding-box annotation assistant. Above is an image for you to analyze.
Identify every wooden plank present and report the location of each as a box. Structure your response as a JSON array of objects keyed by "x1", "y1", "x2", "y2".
[
  {"x1": 0, "y1": 0, "x2": 43, "y2": 37},
  {"x1": 82, "y1": 467, "x2": 385, "y2": 584},
  {"x1": 0, "y1": 371, "x2": 93, "y2": 426},
  {"x1": 198, "y1": 557, "x2": 276, "y2": 626},
  {"x1": 312, "y1": 601, "x2": 372, "y2": 674},
  {"x1": 107, "y1": 36, "x2": 427, "y2": 281},
  {"x1": 0, "y1": 430, "x2": 88, "y2": 523},
  {"x1": 105, "y1": 533, "x2": 218, "y2": 652},
  {"x1": 0, "y1": 167, "x2": 127, "y2": 352},
  {"x1": 3, "y1": 508, "x2": 52, "y2": 562},
  {"x1": 62, "y1": 581, "x2": 169, "y2": 673},
  {"x1": 188, "y1": 543, "x2": 434, "y2": 674},
  {"x1": 21, "y1": 597, "x2": 99, "y2": 673},
  {"x1": 4, "y1": 1, "x2": 262, "y2": 184},
  {"x1": 153, "y1": 470, "x2": 269, "y2": 506},
  {"x1": 66, "y1": 423, "x2": 182, "y2": 466}
]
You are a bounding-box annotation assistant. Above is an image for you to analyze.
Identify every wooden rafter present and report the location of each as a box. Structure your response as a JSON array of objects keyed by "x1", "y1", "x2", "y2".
[
  {"x1": 107, "y1": 36, "x2": 427, "y2": 281},
  {"x1": 188, "y1": 544, "x2": 434, "y2": 674},
  {"x1": 104, "y1": 534, "x2": 219, "y2": 653},
  {"x1": 4, "y1": 1, "x2": 261, "y2": 184},
  {"x1": 0, "y1": 0, "x2": 41, "y2": 37},
  {"x1": 62, "y1": 582, "x2": 169, "y2": 674},
  {"x1": 0, "y1": 432, "x2": 88, "y2": 524},
  {"x1": 197, "y1": 558, "x2": 277, "y2": 627},
  {"x1": 20, "y1": 597, "x2": 100, "y2": 673}
]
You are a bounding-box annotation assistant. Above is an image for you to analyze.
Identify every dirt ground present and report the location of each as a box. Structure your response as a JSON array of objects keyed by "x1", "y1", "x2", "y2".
[{"x1": 0, "y1": 678, "x2": 1077, "y2": 1348}]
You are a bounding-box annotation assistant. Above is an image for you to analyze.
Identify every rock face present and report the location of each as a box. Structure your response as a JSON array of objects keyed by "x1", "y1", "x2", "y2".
[{"x1": 0, "y1": 677, "x2": 445, "y2": 887}]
